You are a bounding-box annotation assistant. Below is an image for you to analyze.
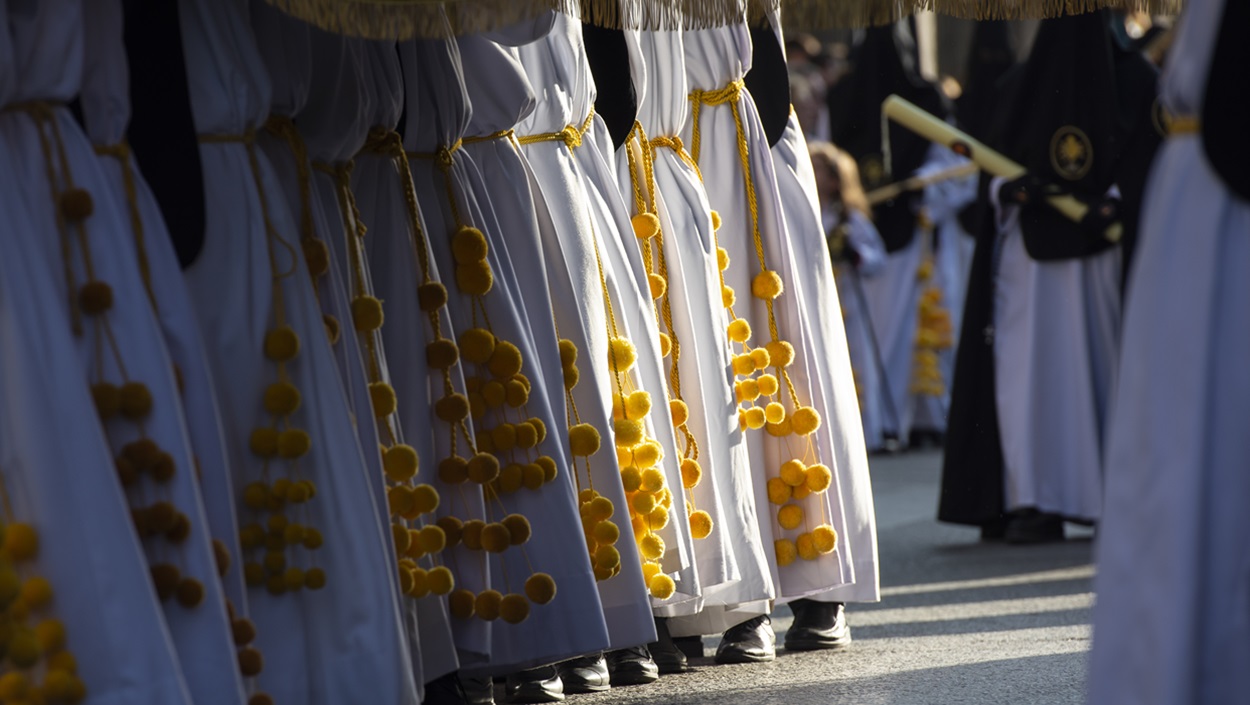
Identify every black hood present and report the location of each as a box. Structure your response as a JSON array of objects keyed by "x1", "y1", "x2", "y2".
[
  {"x1": 582, "y1": 23, "x2": 636, "y2": 149},
  {"x1": 957, "y1": 21, "x2": 1016, "y2": 142},
  {"x1": 1203, "y1": 0, "x2": 1250, "y2": 202}
]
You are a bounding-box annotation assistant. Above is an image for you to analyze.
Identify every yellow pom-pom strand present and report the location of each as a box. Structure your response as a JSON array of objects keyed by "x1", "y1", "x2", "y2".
[
  {"x1": 780, "y1": 459, "x2": 807, "y2": 487},
  {"x1": 264, "y1": 326, "x2": 301, "y2": 362},
  {"x1": 805, "y1": 464, "x2": 833, "y2": 493},
  {"x1": 417, "y1": 282, "x2": 448, "y2": 312},
  {"x1": 500, "y1": 593, "x2": 531, "y2": 624},
  {"x1": 648, "y1": 272, "x2": 667, "y2": 299},
  {"x1": 767, "y1": 477, "x2": 791, "y2": 505},
  {"x1": 631, "y1": 212, "x2": 661, "y2": 240},
  {"x1": 351, "y1": 296, "x2": 384, "y2": 332},
  {"x1": 607, "y1": 337, "x2": 637, "y2": 373},
  {"x1": 812, "y1": 525, "x2": 837, "y2": 555},
  {"x1": 765, "y1": 340, "x2": 795, "y2": 368},
  {"x1": 658, "y1": 332, "x2": 672, "y2": 359},
  {"x1": 426, "y1": 339, "x2": 459, "y2": 370},
  {"x1": 525, "y1": 573, "x2": 557, "y2": 605},
  {"x1": 764, "y1": 402, "x2": 786, "y2": 425},
  {"x1": 451, "y1": 226, "x2": 489, "y2": 264},
  {"x1": 750, "y1": 347, "x2": 772, "y2": 371},
  {"x1": 790, "y1": 407, "x2": 822, "y2": 436},
  {"x1": 757, "y1": 373, "x2": 780, "y2": 397},
  {"x1": 710, "y1": 210, "x2": 723, "y2": 232},
  {"x1": 775, "y1": 538, "x2": 798, "y2": 567},
  {"x1": 648, "y1": 573, "x2": 676, "y2": 600},
  {"x1": 455, "y1": 260, "x2": 494, "y2": 296},
  {"x1": 623, "y1": 391, "x2": 652, "y2": 421},
  {"x1": 680, "y1": 458, "x2": 702, "y2": 489},
  {"x1": 796, "y1": 532, "x2": 819, "y2": 561},
  {"x1": 751, "y1": 270, "x2": 784, "y2": 300},
  {"x1": 568, "y1": 424, "x2": 601, "y2": 458},
  {"x1": 721, "y1": 285, "x2": 736, "y2": 308},
  {"x1": 487, "y1": 341, "x2": 523, "y2": 379},
  {"x1": 434, "y1": 393, "x2": 470, "y2": 423},
  {"x1": 369, "y1": 382, "x2": 398, "y2": 418},
  {"x1": 459, "y1": 328, "x2": 496, "y2": 365},
  {"x1": 612, "y1": 419, "x2": 644, "y2": 448},
  {"x1": 744, "y1": 407, "x2": 766, "y2": 430},
  {"x1": 449, "y1": 589, "x2": 476, "y2": 619},
  {"x1": 263, "y1": 382, "x2": 301, "y2": 417},
  {"x1": 689, "y1": 510, "x2": 713, "y2": 539},
  {"x1": 727, "y1": 318, "x2": 752, "y2": 344},
  {"x1": 475, "y1": 590, "x2": 503, "y2": 621},
  {"x1": 778, "y1": 504, "x2": 805, "y2": 531}
]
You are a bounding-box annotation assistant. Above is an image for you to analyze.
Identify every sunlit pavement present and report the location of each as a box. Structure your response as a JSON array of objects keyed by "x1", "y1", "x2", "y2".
[{"x1": 568, "y1": 450, "x2": 1096, "y2": 705}]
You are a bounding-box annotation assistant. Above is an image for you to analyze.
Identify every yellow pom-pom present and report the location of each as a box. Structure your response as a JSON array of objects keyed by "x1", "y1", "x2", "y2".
[
  {"x1": 727, "y1": 318, "x2": 751, "y2": 343},
  {"x1": 780, "y1": 459, "x2": 807, "y2": 487},
  {"x1": 417, "y1": 282, "x2": 448, "y2": 312},
  {"x1": 639, "y1": 533, "x2": 665, "y2": 561},
  {"x1": 623, "y1": 391, "x2": 651, "y2": 422},
  {"x1": 92, "y1": 382, "x2": 121, "y2": 419},
  {"x1": 482, "y1": 380, "x2": 506, "y2": 409},
  {"x1": 410, "y1": 484, "x2": 440, "y2": 515},
  {"x1": 775, "y1": 538, "x2": 798, "y2": 566},
  {"x1": 764, "y1": 402, "x2": 787, "y2": 425},
  {"x1": 481, "y1": 523, "x2": 511, "y2": 553},
  {"x1": 0, "y1": 671, "x2": 28, "y2": 699},
  {"x1": 732, "y1": 354, "x2": 755, "y2": 376},
  {"x1": 647, "y1": 272, "x2": 667, "y2": 299},
  {"x1": 488, "y1": 341, "x2": 523, "y2": 379},
  {"x1": 502, "y1": 514, "x2": 532, "y2": 546},
  {"x1": 500, "y1": 593, "x2": 531, "y2": 624},
  {"x1": 4, "y1": 523, "x2": 38, "y2": 562},
  {"x1": 710, "y1": 211, "x2": 723, "y2": 232},
  {"x1": 791, "y1": 407, "x2": 822, "y2": 436},
  {"x1": 515, "y1": 422, "x2": 539, "y2": 450},
  {"x1": 263, "y1": 382, "x2": 301, "y2": 416},
  {"x1": 569, "y1": 423, "x2": 601, "y2": 457},
  {"x1": 722, "y1": 285, "x2": 736, "y2": 308},
  {"x1": 752, "y1": 270, "x2": 784, "y2": 300},
  {"x1": 744, "y1": 407, "x2": 766, "y2": 430},
  {"x1": 648, "y1": 573, "x2": 676, "y2": 599},
  {"x1": 250, "y1": 428, "x2": 279, "y2": 458},
  {"x1": 514, "y1": 463, "x2": 539, "y2": 491},
  {"x1": 264, "y1": 326, "x2": 301, "y2": 362},
  {"x1": 767, "y1": 477, "x2": 792, "y2": 505},
  {"x1": 7, "y1": 629, "x2": 39, "y2": 668},
  {"x1": 387, "y1": 486, "x2": 414, "y2": 517},
  {"x1": 813, "y1": 524, "x2": 837, "y2": 554},
  {"x1": 738, "y1": 379, "x2": 760, "y2": 402},
  {"x1": 459, "y1": 328, "x2": 496, "y2": 365},
  {"x1": 450, "y1": 589, "x2": 476, "y2": 618},
  {"x1": 637, "y1": 468, "x2": 663, "y2": 493},
  {"x1": 19, "y1": 576, "x2": 53, "y2": 611},
  {"x1": 749, "y1": 347, "x2": 771, "y2": 371},
  {"x1": 796, "y1": 532, "x2": 819, "y2": 561},
  {"x1": 525, "y1": 573, "x2": 557, "y2": 605},
  {"x1": 640, "y1": 563, "x2": 661, "y2": 585},
  {"x1": 631, "y1": 212, "x2": 661, "y2": 240},
  {"x1": 558, "y1": 340, "x2": 578, "y2": 370},
  {"x1": 659, "y1": 487, "x2": 673, "y2": 509},
  {"x1": 680, "y1": 458, "x2": 702, "y2": 489},
  {"x1": 766, "y1": 417, "x2": 793, "y2": 437},
  {"x1": 405, "y1": 567, "x2": 429, "y2": 598},
  {"x1": 323, "y1": 313, "x2": 341, "y2": 344},
  {"x1": 668, "y1": 399, "x2": 689, "y2": 428},
  {"x1": 303, "y1": 527, "x2": 324, "y2": 550},
  {"x1": 305, "y1": 567, "x2": 327, "y2": 590},
  {"x1": 634, "y1": 440, "x2": 662, "y2": 469},
  {"x1": 563, "y1": 364, "x2": 580, "y2": 391},
  {"x1": 439, "y1": 456, "x2": 469, "y2": 484},
  {"x1": 34, "y1": 618, "x2": 66, "y2": 651},
  {"x1": 455, "y1": 261, "x2": 494, "y2": 296},
  {"x1": 391, "y1": 523, "x2": 412, "y2": 555},
  {"x1": 504, "y1": 379, "x2": 529, "y2": 408},
  {"x1": 426, "y1": 339, "x2": 460, "y2": 370},
  {"x1": 689, "y1": 510, "x2": 713, "y2": 539},
  {"x1": 529, "y1": 417, "x2": 548, "y2": 444},
  {"x1": 475, "y1": 590, "x2": 503, "y2": 621},
  {"x1": 594, "y1": 545, "x2": 622, "y2": 572},
  {"x1": 632, "y1": 491, "x2": 658, "y2": 516},
  {"x1": 618, "y1": 465, "x2": 643, "y2": 493},
  {"x1": 460, "y1": 520, "x2": 485, "y2": 551},
  {"x1": 78, "y1": 281, "x2": 114, "y2": 315},
  {"x1": 303, "y1": 237, "x2": 329, "y2": 277},
  {"x1": 369, "y1": 382, "x2": 398, "y2": 418},
  {"x1": 648, "y1": 505, "x2": 670, "y2": 530},
  {"x1": 608, "y1": 337, "x2": 637, "y2": 372},
  {"x1": 420, "y1": 525, "x2": 447, "y2": 553},
  {"x1": 351, "y1": 296, "x2": 384, "y2": 332},
  {"x1": 613, "y1": 419, "x2": 644, "y2": 448},
  {"x1": 436, "y1": 516, "x2": 464, "y2": 549},
  {"x1": 765, "y1": 341, "x2": 795, "y2": 368},
  {"x1": 492, "y1": 424, "x2": 518, "y2": 452},
  {"x1": 805, "y1": 463, "x2": 833, "y2": 493},
  {"x1": 466, "y1": 453, "x2": 501, "y2": 484},
  {"x1": 277, "y1": 429, "x2": 311, "y2": 459},
  {"x1": 716, "y1": 247, "x2": 730, "y2": 273},
  {"x1": 535, "y1": 456, "x2": 558, "y2": 483},
  {"x1": 659, "y1": 333, "x2": 672, "y2": 358},
  {"x1": 452, "y1": 226, "x2": 489, "y2": 264},
  {"x1": 589, "y1": 496, "x2": 615, "y2": 522},
  {"x1": 778, "y1": 504, "x2": 804, "y2": 531},
  {"x1": 435, "y1": 393, "x2": 470, "y2": 423},
  {"x1": 593, "y1": 520, "x2": 620, "y2": 545},
  {"x1": 757, "y1": 374, "x2": 779, "y2": 397}
]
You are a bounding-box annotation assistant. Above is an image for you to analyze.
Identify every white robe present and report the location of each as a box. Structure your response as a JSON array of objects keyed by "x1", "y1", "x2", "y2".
[
  {"x1": 5, "y1": 2, "x2": 247, "y2": 702},
  {"x1": 771, "y1": 107, "x2": 880, "y2": 604},
  {"x1": 682, "y1": 14, "x2": 851, "y2": 608},
  {"x1": 404, "y1": 20, "x2": 618, "y2": 667},
  {"x1": 0, "y1": 4, "x2": 192, "y2": 700},
  {"x1": 178, "y1": 1, "x2": 416, "y2": 702},
  {"x1": 990, "y1": 181, "x2": 1120, "y2": 523},
  {"x1": 1088, "y1": 1, "x2": 1250, "y2": 701}
]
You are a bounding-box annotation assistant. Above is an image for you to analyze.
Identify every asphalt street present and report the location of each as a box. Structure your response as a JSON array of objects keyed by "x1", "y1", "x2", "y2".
[{"x1": 565, "y1": 450, "x2": 1097, "y2": 705}]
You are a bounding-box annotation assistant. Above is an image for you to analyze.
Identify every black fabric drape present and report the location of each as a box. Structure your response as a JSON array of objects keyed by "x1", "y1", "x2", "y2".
[
  {"x1": 1202, "y1": 0, "x2": 1250, "y2": 203},
  {"x1": 581, "y1": 23, "x2": 635, "y2": 149}
]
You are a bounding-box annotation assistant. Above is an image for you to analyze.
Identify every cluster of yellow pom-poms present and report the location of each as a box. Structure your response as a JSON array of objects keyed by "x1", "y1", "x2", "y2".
[
  {"x1": 225, "y1": 601, "x2": 274, "y2": 705},
  {"x1": 578, "y1": 488, "x2": 622, "y2": 582},
  {"x1": 911, "y1": 284, "x2": 953, "y2": 398},
  {"x1": 0, "y1": 522, "x2": 87, "y2": 703},
  {"x1": 239, "y1": 480, "x2": 325, "y2": 595},
  {"x1": 452, "y1": 227, "x2": 495, "y2": 297},
  {"x1": 774, "y1": 524, "x2": 838, "y2": 566},
  {"x1": 765, "y1": 458, "x2": 837, "y2": 564},
  {"x1": 448, "y1": 572, "x2": 555, "y2": 625}
]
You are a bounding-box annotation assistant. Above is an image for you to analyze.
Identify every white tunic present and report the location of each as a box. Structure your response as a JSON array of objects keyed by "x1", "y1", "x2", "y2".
[
  {"x1": 4, "y1": 2, "x2": 247, "y2": 702},
  {"x1": 771, "y1": 108, "x2": 880, "y2": 604},
  {"x1": 403, "y1": 20, "x2": 618, "y2": 667},
  {"x1": 1087, "y1": 1, "x2": 1250, "y2": 701},
  {"x1": 682, "y1": 14, "x2": 852, "y2": 606},
  {"x1": 0, "y1": 4, "x2": 192, "y2": 700},
  {"x1": 178, "y1": 1, "x2": 416, "y2": 702},
  {"x1": 990, "y1": 180, "x2": 1120, "y2": 523}
]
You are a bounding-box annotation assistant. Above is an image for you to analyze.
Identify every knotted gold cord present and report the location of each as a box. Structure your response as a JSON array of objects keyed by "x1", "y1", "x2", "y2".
[
  {"x1": 94, "y1": 141, "x2": 156, "y2": 307},
  {"x1": 516, "y1": 110, "x2": 596, "y2": 150},
  {"x1": 1166, "y1": 115, "x2": 1199, "y2": 136}
]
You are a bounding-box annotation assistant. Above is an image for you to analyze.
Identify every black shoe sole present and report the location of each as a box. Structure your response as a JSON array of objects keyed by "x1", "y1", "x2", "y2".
[
  {"x1": 609, "y1": 670, "x2": 659, "y2": 687},
  {"x1": 713, "y1": 650, "x2": 775, "y2": 665},
  {"x1": 560, "y1": 681, "x2": 609, "y2": 695},
  {"x1": 652, "y1": 660, "x2": 690, "y2": 675},
  {"x1": 784, "y1": 636, "x2": 852, "y2": 652}
]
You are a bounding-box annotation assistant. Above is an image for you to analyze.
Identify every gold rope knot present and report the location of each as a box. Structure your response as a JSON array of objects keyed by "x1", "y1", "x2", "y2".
[
  {"x1": 559, "y1": 125, "x2": 583, "y2": 149},
  {"x1": 690, "y1": 79, "x2": 744, "y2": 108}
]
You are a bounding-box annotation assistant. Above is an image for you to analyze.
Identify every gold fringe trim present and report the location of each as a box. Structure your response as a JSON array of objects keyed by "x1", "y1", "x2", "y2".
[{"x1": 778, "y1": 0, "x2": 1183, "y2": 30}]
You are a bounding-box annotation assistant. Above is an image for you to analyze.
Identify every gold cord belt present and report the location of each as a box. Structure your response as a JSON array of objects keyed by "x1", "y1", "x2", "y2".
[{"x1": 516, "y1": 111, "x2": 595, "y2": 150}]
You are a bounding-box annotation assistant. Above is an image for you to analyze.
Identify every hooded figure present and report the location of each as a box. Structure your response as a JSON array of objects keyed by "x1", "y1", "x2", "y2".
[
  {"x1": 939, "y1": 11, "x2": 1155, "y2": 542},
  {"x1": 1088, "y1": 0, "x2": 1250, "y2": 702}
]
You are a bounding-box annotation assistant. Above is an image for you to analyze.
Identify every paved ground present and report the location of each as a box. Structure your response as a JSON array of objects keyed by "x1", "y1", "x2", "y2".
[{"x1": 564, "y1": 450, "x2": 1096, "y2": 705}]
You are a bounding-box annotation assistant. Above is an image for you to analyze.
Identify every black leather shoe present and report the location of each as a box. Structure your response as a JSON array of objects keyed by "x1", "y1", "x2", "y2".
[
  {"x1": 504, "y1": 666, "x2": 564, "y2": 704},
  {"x1": 714, "y1": 615, "x2": 775, "y2": 664},
  {"x1": 555, "y1": 654, "x2": 610, "y2": 694},
  {"x1": 424, "y1": 671, "x2": 469, "y2": 705},
  {"x1": 784, "y1": 600, "x2": 852, "y2": 651},
  {"x1": 458, "y1": 674, "x2": 495, "y2": 705},
  {"x1": 672, "y1": 635, "x2": 704, "y2": 660},
  {"x1": 648, "y1": 618, "x2": 690, "y2": 674},
  {"x1": 1005, "y1": 510, "x2": 1065, "y2": 545},
  {"x1": 980, "y1": 517, "x2": 1008, "y2": 542},
  {"x1": 606, "y1": 646, "x2": 659, "y2": 686}
]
